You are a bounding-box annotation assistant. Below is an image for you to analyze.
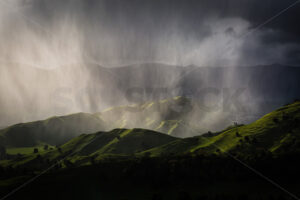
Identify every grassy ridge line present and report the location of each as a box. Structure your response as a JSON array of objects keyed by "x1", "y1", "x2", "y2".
[
  {"x1": 0, "y1": 96, "x2": 193, "y2": 149},
  {"x1": 146, "y1": 101, "x2": 300, "y2": 155},
  {"x1": 0, "y1": 112, "x2": 106, "y2": 147},
  {"x1": 192, "y1": 101, "x2": 300, "y2": 153},
  {"x1": 1, "y1": 129, "x2": 177, "y2": 168},
  {"x1": 1, "y1": 101, "x2": 300, "y2": 168}
]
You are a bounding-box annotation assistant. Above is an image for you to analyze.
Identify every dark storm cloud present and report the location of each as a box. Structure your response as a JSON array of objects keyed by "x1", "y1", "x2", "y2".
[
  {"x1": 27, "y1": 0, "x2": 300, "y2": 34},
  {"x1": 7, "y1": 0, "x2": 300, "y2": 65}
]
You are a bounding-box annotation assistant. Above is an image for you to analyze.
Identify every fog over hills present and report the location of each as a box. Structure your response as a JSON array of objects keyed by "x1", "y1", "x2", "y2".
[
  {"x1": 0, "y1": 0, "x2": 300, "y2": 133},
  {"x1": 1, "y1": 63, "x2": 299, "y2": 135}
]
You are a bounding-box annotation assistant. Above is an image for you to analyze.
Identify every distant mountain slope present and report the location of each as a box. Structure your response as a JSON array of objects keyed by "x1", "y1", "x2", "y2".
[
  {"x1": 97, "y1": 96, "x2": 198, "y2": 137},
  {"x1": 0, "y1": 96, "x2": 202, "y2": 149},
  {"x1": 2, "y1": 63, "x2": 300, "y2": 132},
  {"x1": 0, "y1": 113, "x2": 105, "y2": 147}
]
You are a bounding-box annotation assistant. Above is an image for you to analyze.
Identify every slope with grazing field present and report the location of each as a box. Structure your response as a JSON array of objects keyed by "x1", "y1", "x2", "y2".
[
  {"x1": 197, "y1": 100, "x2": 300, "y2": 154},
  {"x1": 146, "y1": 100, "x2": 300, "y2": 156},
  {"x1": 55, "y1": 128, "x2": 177, "y2": 156},
  {"x1": 0, "y1": 128, "x2": 178, "y2": 168},
  {"x1": 6, "y1": 145, "x2": 55, "y2": 155}
]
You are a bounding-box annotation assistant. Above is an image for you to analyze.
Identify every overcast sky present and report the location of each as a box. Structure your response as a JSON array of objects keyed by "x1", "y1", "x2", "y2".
[
  {"x1": 1, "y1": 0, "x2": 300, "y2": 67},
  {"x1": 0, "y1": 0, "x2": 299, "y2": 126}
]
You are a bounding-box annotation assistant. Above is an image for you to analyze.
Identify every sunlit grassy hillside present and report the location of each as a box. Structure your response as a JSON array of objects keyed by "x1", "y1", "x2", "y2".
[{"x1": 1, "y1": 100, "x2": 299, "y2": 169}]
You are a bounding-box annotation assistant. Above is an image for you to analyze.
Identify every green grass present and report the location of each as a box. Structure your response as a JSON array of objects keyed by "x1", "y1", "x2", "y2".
[
  {"x1": 0, "y1": 96, "x2": 197, "y2": 153},
  {"x1": 190, "y1": 100, "x2": 300, "y2": 153},
  {"x1": 1, "y1": 128, "x2": 177, "y2": 168},
  {"x1": 144, "y1": 100, "x2": 300, "y2": 156},
  {"x1": 1, "y1": 100, "x2": 300, "y2": 168},
  {"x1": 7, "y1": 145, "x2": 55, "y2": 155},
  {"x1": 0, "y1": 112, "x2": 106, "y2": 148}
]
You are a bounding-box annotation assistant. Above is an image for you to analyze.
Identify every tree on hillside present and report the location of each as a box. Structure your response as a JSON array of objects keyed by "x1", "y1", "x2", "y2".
[
  {"x1": 55, "y1": 145, "x2": 63, "y2": 153},
  {"x1": 43, "y1": 145, "x2": 48, "y2": 151},
  {"x1": 207, "y1": 131, "x2": 213, "y2": 137},
  {"x1": 33, "y1": 148, "x2": 39, "y2": 153}
]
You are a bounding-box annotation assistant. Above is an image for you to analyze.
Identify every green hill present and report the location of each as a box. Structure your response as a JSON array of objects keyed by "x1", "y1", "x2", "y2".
[
  {"x1": 1, "y1": 100, "x2": 299, "y2": 169},
  {"x1": 0, "y1": 128, "x2": 177, "y2": 168},
  {"x1": 0, "y1": 113, "x2": 105, "y2": 148},
  {"x1": 0, "y1": 96, "x2": 200, "y2": 149},
  {"x1": 64, "y1": 128, "x2": 177, "y2": 156},
  {"x1": 146, "y1": 100, "x2": 300, "y2": 156},
  {"x1": 97, "y1": 96, "x2": 203, "y2": 137}
]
